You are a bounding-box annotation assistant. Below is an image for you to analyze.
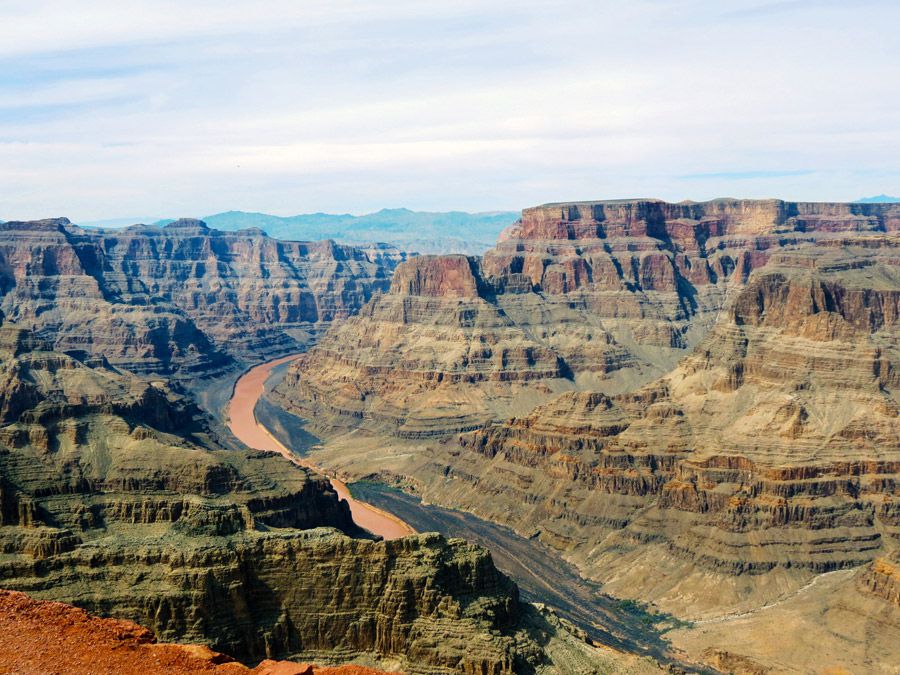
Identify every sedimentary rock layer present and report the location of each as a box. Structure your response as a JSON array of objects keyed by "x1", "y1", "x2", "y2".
[
  {"x1": 0, "y1": 588, "x2": 390, "y2": 674},
  {"x1": 279, "y1": 198, "x2": 900, "y2": 437},
  {"x1": 0, "y1": 218, "x2": 403, "y2": 377},
  {"x1": 273, "y1": 200, "x2": 900, "y2": 633},
  {"x1": 0, "y1": 326, "x2": 629, "y2": 674},
  {"x1": 426, "y1": 242, "x2": 900, "y2": 610}
]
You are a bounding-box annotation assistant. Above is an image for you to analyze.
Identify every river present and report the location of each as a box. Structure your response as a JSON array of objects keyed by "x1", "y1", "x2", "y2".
[
  {"x1": 227, "y1": 354, "x2": 692, "y2": 667},
  {"x1": 225, "y1": 354, "x2": 414, "y2": 540}
]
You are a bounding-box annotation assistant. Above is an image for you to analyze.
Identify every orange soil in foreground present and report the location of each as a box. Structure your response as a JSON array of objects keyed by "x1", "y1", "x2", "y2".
[
  {"x1": 226, "y1": 355, "x2": 414, "y2": 541},
  {"x1": 0, "y1": 589, "x2": 389, "y2": 675}
]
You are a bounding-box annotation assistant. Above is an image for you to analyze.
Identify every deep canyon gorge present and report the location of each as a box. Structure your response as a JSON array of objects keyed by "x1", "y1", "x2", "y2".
[{"x1": 0, "y1": 200, "x2": 897, "y2": 674}]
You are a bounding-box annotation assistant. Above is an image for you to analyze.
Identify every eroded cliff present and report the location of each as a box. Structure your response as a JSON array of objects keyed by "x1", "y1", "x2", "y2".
[
  {"x1": 0, "y1": 588, "x2": 393, "y2": 675},
  {"x1": 0, "y1": 218, "x2": 404, "y2": 377},
  {"x1": 278, "y1": 199, "x2": 900, "y2": 438},
  {"x1": 270, "y1": 198, "x2": 900, "y2": 672},
  {"x1": 0, "y1": 323, "x2": 639, "y2": 674}
]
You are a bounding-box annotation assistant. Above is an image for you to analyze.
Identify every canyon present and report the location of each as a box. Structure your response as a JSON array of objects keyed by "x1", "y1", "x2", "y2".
[
  {"x1": 0, "y1": 216, "x2": 661, "y2": 674},
  {"x1": 227, "y1": 355, "x2": 415, "y2": 540},
  {"x1": 0, "y1": 320, "x2": 632, "y2": 673},
  {"x1": 0, "y1": 217, "x2": 404, "y2": 377},
  {"x1": 1, "y1": 198, "x2": 898, "y2": 673},
  {"x1": 272, "y1": 198, "x2": 900, "y2": 673}
]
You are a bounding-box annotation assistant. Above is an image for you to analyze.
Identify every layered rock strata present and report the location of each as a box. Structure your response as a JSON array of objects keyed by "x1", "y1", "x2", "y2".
[
  {"x1": 0, "y1": 589, "x2": 391, "y2": 675},
  {"x1": 0, "y1": 218, "x2": 403, "y2": 377},
  {"x1": 273, "y1": 200, "x2": 899, "y2": 627},
  {"x1": 279, "y1": 198, "x2": 900, "y2": 437},
  {"x1": 0, "y1": 327, "x2": 633, "y2": 674},
  {"x1": 278, "y1": 254, "x2": 588, "y2": 437},
  {"x1": 423, "y1": 242, "x2": 900, "y2": 609}
]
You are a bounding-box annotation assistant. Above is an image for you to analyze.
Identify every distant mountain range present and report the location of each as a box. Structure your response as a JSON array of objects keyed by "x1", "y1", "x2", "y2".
[
  {"x1": 855, "y1": 195, "x2": 900, "y2": 203},
  {"x1": 10, "y1": 197, "x2": 898, "y2": 254},
  {"x1": 149, "y1": 209, "x2": 520, "y2": 255}
]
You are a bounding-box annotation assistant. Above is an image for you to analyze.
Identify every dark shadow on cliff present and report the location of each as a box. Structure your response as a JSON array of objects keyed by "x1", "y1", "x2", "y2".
[{"x1": 348, "y1": 482, "x2": 683, "y2": 663}]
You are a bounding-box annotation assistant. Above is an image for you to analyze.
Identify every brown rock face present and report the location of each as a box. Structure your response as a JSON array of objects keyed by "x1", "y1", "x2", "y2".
[
  {"x1": 276, "y1": 198, "x2": 900, "y2": 439},
  {"x1": 517, "y1": 199, "x2": 900, "y2": 239},
  {"x1": 0, "y1": 589, "x2": 392, "y2": 675},
  {"x1": 0, "y1": 218, "x2": 404, "y2": 377},
  {"x1": 442, "y1": 245, "x2": 899, "y2": 599},
  {"x1": 860, "y1": 554, "x2": 900, "y2": 606},
  {"x1": 0, "y1": 326, "x2": 624, "y2": 674},
  {"x1": 271, "y1": 198, "x2": 900, "y2": 656},
  {"x1": 390, "y1": 254, "x2": 482, "y2": 297},
  {"x1": 274, "y1": 253, "x2": 580, "y2": 438}
]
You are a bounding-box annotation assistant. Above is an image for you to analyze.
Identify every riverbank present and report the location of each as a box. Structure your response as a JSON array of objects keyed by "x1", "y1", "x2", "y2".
[
  {"x1": 237, "y1": 355, "x2": 699, "y2": 671},
  {"x1": 225, "y1": 355, "x2": 414, "y2": 540}
]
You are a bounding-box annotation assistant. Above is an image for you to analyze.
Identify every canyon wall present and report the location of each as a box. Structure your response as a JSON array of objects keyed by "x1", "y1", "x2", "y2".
[
  {"x1": 0, "y1": 324, "x2": 628, "y2": 674},
  {"x1": 277, "y1": 198, "x2": 899, "y2": 436},
  {"x1": 0, "y1": 219, "x2": 404, "y2": 377},
  {"x1": 0, "y1": 588, "x2": 395, "y2": 674},
  {"x1": 272, "y1": 199, "x2": 900, "y2": 637}
]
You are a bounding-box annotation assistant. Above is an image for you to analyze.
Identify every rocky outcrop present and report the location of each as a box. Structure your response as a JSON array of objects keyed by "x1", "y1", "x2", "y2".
[
  {"x1": 275, "y1": 254, "x2": 581, "y2": 438},
  {"x1": 860, "y1": 555, "x2": 900, "y2": 606},
  {"x1": 0, "y1": 588, "x2": 391, "y2": 674},
  {"x1": 434, "y1": 245, "x2": 899, "y2": 603},
  {"x1": 2, "y1": 528, "x2": 528, "y2": 673},
  {"x1": 279, "y1": 199, "x2": 900, "y2": 439},
  {"x1": 0, "y1": 328, "x2": 634, "y2": 674},
  {"x1": 271, "y1": 200, "x2": 900, "y2": 627},
  {"x1": 0, "y1": 218, "x2": 404, "y2": 377},
  {"x1": 516, "y1": 199, "x2": 899, "y2": 240},
  {"x1": 390, "y1": 254, "x2": 484, "y2": 297}
]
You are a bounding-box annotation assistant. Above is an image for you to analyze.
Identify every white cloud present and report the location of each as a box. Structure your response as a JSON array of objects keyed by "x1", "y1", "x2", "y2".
[{"x1": 0, "y1": 0, "x2": 897, "y2": 219}]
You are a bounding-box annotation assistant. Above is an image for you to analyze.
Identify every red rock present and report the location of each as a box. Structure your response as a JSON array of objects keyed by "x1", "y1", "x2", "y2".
[
  {"x1": 390, "y1": 254, "x2": 482, "y2": 297},
  {"x1": 0, "y1": 589, "x2": 395, "y2": 675}
]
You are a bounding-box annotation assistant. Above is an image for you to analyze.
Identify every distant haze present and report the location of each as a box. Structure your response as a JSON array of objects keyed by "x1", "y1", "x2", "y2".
[
  {"x1": 856, "y1": 195, "x2": 900, "y2": 204},
  {"x1": 161, "y1": 209, "x2": 520, "y2": 254},
  {"x1": 72, "y1": 209, "x2": 519, "y2": 255},
  {"x1": 0, "y1": 1, "x2": 898, "y2": 220}
]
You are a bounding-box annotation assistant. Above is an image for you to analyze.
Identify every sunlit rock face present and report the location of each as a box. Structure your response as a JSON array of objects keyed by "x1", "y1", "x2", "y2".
[
  {"x1": 0, "y1": 218, "x2": 405, "y2": 377},
  {"x1": 0, "y1": 323, "x2": 616, "y2": 674},
  {"x1": 272, "y1": 199, "x2": 900, "y2": 647},
  {"x1": 276, "y1": 198, "x2": 900, "y2": 437}
]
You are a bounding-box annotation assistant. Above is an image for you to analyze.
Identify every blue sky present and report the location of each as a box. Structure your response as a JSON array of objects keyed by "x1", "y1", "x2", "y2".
[{"x1": 0, "y1": 0, "x2": 898, "y2": 221}]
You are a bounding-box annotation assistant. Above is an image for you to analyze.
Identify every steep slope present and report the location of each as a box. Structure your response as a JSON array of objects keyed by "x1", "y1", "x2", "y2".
[
  {"x1": 275, "y1": 236, "x2": 900, "y2": 603},
  {"x1": 0, "y1": 218, "x2": 403, "y2": 377},
  {"x1": 276, "y1": 198, "x2": 900, "y2": 437},
  {"x1": 0, "y1": 589, "x2": 391, "y2": 674},
  {"x1": 0, "y1": 326, "x2": 644, "y2": 674},
  {"x1": 450, "y1": 243, "x2": 899, "y2": 596},
  {"x1": 0, "y1": 219, "x2": 228, "y2": 377},
  {"x1": 268, "y1": 198, "x2": 900, "y2": 671},
  {"x1": 278, "y1": 254, "x2": 589, "y2": 437}
]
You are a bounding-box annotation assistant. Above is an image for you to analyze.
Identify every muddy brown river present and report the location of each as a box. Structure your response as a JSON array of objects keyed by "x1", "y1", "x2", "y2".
[
  {"x1": 226, "y1": 354, "x2": 414, "y2": 540},
  {"x1": 227, "y1": 354, "x2": 695, "y2": 670}
]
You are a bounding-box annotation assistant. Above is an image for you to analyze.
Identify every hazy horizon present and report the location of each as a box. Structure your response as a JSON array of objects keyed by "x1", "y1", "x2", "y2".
[{"x1": 1, "y1": 0, "x2": 898, "y2": 221}]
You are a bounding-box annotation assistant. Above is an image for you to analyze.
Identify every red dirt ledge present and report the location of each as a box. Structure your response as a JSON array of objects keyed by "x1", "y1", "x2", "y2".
[{"x1": 0, "y1": 589, "x2": 391, "y2": 675}]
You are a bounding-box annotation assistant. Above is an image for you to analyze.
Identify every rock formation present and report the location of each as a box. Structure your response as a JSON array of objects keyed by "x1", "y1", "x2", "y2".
[
  {"x1": 270, "y1": 198, "x2": 900, "y2": 671},
  {"x1": 278, "y1": 198, "x2": 900, "y2": 437},
  {"x1": 449, "y1": 244, "x2": 899, "y2": 593},
  {"x1": 0, "y1": 589, "x2": 391, "y2": 674},
  {"x1": 861, "y1": 553, "x2": 900, "y2": 607},
  {"x1": 278, "y1": 254, "x2": 583, "y2": 437},
  {"x1": 0, "y1": 322, "x2": 644, "y2": 674},
  {"x1": 0, "y1": 218, "x2": 404, "y2": 377},
  {"x1": 5, "y1": 196, "x2": 898, "y2": 672}
]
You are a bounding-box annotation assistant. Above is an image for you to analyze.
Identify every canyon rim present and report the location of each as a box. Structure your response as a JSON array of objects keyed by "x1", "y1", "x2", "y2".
[{"x1": 1, "y1": 1, "x2": 899, "y2": 673}]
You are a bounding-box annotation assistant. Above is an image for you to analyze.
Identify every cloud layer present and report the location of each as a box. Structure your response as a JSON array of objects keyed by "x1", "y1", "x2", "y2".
[{"x1": 1, "y1": 0, "x2": 898, "y2": 220}]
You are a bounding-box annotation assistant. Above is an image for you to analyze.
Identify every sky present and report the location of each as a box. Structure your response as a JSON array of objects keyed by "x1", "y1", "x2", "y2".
[{"x1": 0, "y1": 0, "x2": 898, "y2": 221}]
